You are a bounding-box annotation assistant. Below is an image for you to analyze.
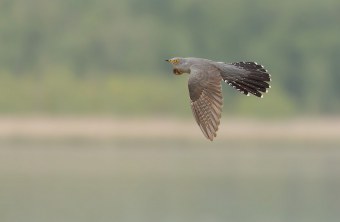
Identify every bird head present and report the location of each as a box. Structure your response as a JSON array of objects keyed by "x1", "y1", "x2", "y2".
[
  {"x1": 165, "y1": 57, "x2": 189, "y2": 75},
  {"x1": 165, "y1": 57, "x2": 182, "y2": 65}
]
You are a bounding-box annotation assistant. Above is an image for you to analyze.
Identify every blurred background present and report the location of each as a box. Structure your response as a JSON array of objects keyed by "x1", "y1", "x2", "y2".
[{"x1": 1, "y1": 0, "x2": 340, "y2": 221}]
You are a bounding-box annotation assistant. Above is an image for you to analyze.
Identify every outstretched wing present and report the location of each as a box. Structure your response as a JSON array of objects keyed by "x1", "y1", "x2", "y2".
[{"x1": 188, "y1": 65, "x2": 223, "y2": 141}]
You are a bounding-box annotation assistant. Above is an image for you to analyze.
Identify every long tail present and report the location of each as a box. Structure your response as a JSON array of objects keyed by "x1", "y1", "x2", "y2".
[{"x1": 222, "y1": 61, "x2": 271, "y2": 98}]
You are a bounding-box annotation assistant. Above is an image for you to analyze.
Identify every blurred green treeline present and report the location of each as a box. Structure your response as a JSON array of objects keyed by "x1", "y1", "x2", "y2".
[{"x1": 1, "y1": 0, "x2": 340, "y2": 117}]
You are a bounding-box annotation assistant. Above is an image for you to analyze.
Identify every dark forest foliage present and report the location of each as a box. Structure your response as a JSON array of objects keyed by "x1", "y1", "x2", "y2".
[{"x1": 1, "y1": 0, "x2": 339, "y2": 116}]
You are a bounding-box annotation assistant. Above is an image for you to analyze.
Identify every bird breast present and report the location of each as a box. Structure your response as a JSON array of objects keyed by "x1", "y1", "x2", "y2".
[{"x1": 173, "y1": 68, "x2": 184, "y2": 75}]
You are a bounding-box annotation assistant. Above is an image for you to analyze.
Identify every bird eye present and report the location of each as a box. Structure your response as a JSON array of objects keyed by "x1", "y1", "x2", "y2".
[{"x1": 173, "y1": 59, "x2": 179, "y2": 64}]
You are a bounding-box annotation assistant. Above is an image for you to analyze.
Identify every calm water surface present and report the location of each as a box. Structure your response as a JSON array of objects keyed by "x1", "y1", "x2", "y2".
[{"x1": 1, "y1": 139, "x2": 339, "y2": 222}]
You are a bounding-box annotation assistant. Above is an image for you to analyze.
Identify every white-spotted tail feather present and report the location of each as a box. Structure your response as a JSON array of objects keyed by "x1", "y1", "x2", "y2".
[{"x1": 223, "y1": 61, "x2": 271, "y2": 98}]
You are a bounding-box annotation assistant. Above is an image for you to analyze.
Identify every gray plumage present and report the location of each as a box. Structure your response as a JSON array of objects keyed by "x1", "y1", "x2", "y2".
[{"x1": 166, "y1": 57, "x2": 271, "y2": 141}]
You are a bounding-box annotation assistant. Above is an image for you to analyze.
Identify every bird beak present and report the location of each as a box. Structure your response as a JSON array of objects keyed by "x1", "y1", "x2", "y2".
[{"x1": 165, "y1": 59, "x2": 170, "y2": 62}]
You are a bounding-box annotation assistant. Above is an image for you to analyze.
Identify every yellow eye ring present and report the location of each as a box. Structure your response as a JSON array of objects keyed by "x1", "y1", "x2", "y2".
[{"x1": 172, "y1": 59, "x2": 179, "y2": 65}]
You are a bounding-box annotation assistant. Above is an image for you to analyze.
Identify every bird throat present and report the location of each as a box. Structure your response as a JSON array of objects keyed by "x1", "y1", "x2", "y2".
[{"x1": 173, "y1": 68, "x2": 184, "y2": 75}]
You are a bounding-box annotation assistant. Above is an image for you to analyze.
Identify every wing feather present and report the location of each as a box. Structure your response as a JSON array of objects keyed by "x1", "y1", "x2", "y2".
[{"x1": 188, "y1": 66, "x2": 223, "y2": 141}]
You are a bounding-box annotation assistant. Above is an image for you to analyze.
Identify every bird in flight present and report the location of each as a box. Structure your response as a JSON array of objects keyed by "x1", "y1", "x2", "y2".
[{"x1": 166, "y1": 57, "x2": 271, "y2": 141}]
